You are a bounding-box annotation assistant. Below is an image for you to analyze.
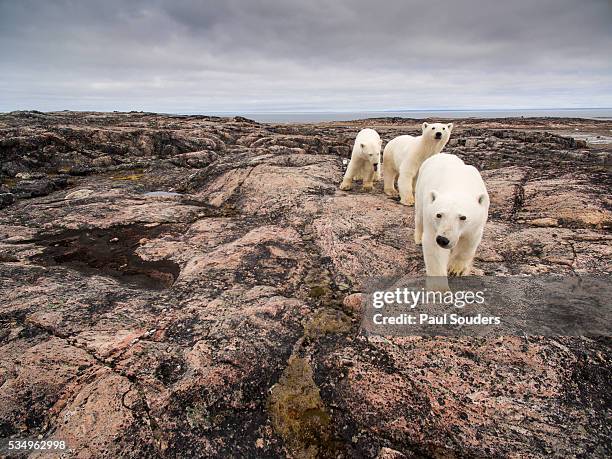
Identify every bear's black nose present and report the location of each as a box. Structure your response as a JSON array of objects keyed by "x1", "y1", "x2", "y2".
[
  {"x1": 436, "y1": 235, "x2": 449, "y2": 247},
  {"x1": 435, "y1": 132, "x2": 442, "y2": 139}
]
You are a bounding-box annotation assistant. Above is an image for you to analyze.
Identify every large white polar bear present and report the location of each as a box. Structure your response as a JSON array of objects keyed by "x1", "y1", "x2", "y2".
[
  {"x1": 339, "y1": 128, "x2": 382, "y2": 192},
  {"x1": 414, "y1": 153, "x2": 489, "y2": 277},
  {"x1": 382, "y1": 122, "x2": 452, "y2": 205}
]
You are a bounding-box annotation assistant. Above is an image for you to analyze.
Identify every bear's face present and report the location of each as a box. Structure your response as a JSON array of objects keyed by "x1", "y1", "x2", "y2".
[
  {"x1": 421, "y1": 122, "x2": 453, "y2": 144},
  {"x1": 359, "y1": 139, "x2": 382, "y2": 168},
  {"x1": 427, "y1": 191, "x2": 487, "y2": 249}
]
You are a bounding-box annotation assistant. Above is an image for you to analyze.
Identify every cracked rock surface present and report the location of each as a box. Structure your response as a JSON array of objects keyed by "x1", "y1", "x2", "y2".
[{"x1": 0, "y1": 111, "x2": 610, "y2": 457}]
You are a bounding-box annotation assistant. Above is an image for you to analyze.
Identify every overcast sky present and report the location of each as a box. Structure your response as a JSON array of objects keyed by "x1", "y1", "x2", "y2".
[{"x1": 1, "y1": 0, "x2": 611, "y2": 113}]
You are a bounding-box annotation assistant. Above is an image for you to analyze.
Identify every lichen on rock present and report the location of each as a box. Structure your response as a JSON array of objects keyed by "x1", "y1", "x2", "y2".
[{"x1": 268, "y1": 355, "x2": 339, "y2": 459}]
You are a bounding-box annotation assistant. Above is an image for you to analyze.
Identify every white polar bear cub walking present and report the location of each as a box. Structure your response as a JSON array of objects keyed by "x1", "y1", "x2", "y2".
[
  {"x1": 339, "y1": 128, "x2": 382, "y2": 192},
  {"x1": 414, "y1": 153, "x2": 489, "y2": 277},
  {"x1": 383, "y1": 122, "x2": 452, "y2": 205}
]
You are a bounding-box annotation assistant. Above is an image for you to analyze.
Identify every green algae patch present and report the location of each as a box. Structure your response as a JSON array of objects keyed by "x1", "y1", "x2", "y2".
[
  {"x1": 303, "y1": 308, "x2": 352, "y2": 340},
  {"x1": 1, "y1": 177, "x2": 18, "y2": 188},
  {"x1": 308, "y1": 285, "x2": 329, "y2": 299},
  {"x1": 268, "y1": 356, "x2": 341, "y2": 458},
  {"x1": 110, "y1": 168, "x2": 145, "y2": 181},
  {"x1": 305, "y1": 268, "x2": 333, "y2": 300},
  {"x1": 111, "y1": 173, "x2": 144, "y2": 181}
]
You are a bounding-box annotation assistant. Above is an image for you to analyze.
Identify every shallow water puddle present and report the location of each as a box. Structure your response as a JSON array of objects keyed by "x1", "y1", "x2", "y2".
[
  {"x1": 143, "y1": 191, "x2": 183, "y2": 197},
  {"x1": 31, "y1": 224, "x2": 181, "y2": 290}
]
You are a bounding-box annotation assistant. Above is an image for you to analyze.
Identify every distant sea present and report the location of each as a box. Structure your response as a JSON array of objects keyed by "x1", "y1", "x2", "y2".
[{"x1": 203, "y1": 108, "x2": 612, "y2": 123}]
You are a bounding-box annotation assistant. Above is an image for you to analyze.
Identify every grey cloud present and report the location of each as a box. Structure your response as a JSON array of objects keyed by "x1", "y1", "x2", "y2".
[{"x1": 0, "y1": 0, "x2": 610, "y2": 112}]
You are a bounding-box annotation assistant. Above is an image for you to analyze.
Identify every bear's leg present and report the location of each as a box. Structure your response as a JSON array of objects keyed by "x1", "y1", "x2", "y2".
[
  {"x1": 448, "y1": 236, "x2": 480, "y2": 276},
  {"x1": 374, "y1": 154, "x2": 382, "y2": 182},
  {"x1": 422, "y1": 233, "x2": 450, "y2": 277},
  {"x1": 340, "y1": 158, "x2": 359, "y2": 190},
  {"x1": 411, "y1": 174, "x2": 418, "y2": 195},
  {"x1": 362, "y1": 166, "x2": 375, "y2": 191},
  {"x1": 383, "y1": 160, "x2": 397, "y2": 196},
  {"x1": 398, "y1": 169, "x2": 416, "y2": 206},
  {"x1": 414, "y1": 198, "x2": 423, "y2": 244}
]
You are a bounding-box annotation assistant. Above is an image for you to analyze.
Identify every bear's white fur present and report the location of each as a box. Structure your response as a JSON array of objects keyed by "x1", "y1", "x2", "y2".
[
  {"x1": 382, "y1": 122, "x2": 452, "y2": 205},
  {"x1": 340, "y1": 128, "x2": 382, "y2": 192},
  {"x1": 414, "y1": 153, "x2": 489, "y2": 277}
]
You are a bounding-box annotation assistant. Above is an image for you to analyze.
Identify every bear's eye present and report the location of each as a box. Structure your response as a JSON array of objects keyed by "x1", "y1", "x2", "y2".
[
  {"x1": 432, "y1": 127, "x2": 435, "y2": 130},
  {"x1": 442, "y1": 127, "x2": 446, "y2": 130},
  {"x1": 459, "y1": 216, "x2": 467, "y2": 221},
  {"x1": 436, "y1": 213, "x2": 442, "y2": 218}
]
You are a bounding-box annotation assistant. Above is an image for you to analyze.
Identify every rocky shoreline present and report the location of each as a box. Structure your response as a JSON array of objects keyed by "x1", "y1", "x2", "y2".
[{"x1": 0, "y1": 111, "x2": 610, "y2": 457}]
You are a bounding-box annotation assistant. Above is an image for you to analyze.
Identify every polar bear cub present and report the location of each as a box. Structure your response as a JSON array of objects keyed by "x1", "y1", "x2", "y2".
[
  {"x1": 339, "y1": 128, "x2": 382, "y2": 192},
  {"x1": 414, "y1": 153, "x2": 489, "y2": 277},
  {"x1": 383, "y1": 122, "x2": 452, "y2": 205}
]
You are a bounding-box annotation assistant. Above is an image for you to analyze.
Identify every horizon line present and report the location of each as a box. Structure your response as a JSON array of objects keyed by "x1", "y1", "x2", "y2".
[{"x1": 2, "y1": 107, "x2": 612, "y2": 116}]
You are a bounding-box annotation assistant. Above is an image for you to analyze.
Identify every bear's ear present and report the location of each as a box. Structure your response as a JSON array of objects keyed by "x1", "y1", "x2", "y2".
[
  {"x1": 430, "y1": 190, "x2": 437, "y2": 203},
  {"x1": 447, "y1": 123, "x2": 454, "y2": 132},
  {"x1": 478, "y1": 193, "x2": 487, "y2": 205},
  {"x1": 422, "y1": 122, "x2": 428, "y2": 131}
]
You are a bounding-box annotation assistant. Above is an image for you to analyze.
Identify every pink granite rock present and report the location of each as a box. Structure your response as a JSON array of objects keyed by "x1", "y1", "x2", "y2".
[{"x1": 0, "y1": 112, "x2": 610, "y2": 457}]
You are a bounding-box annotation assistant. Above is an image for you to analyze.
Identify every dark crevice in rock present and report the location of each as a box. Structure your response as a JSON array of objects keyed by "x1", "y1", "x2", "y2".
[{"x1": 265, "y1": 232, "x2": 356, "y2": 457}]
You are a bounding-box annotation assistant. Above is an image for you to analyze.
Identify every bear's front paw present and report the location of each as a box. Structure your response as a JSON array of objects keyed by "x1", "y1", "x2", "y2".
[
  {"x1": 400, "y1": 196, "x2": 415, "y2": 206},
  {"x1": 362, "y1": 182, "x2": 373, "y2": 192},
  {"x1": 448, "y1": 261, "x2": 471, "y2": 276},
  {"x1": 339, "y1": 181, "x2": 352, "y2": 191},
  {"x1": 384, "y1": 188, "x2": 398, "y2": 197}
]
